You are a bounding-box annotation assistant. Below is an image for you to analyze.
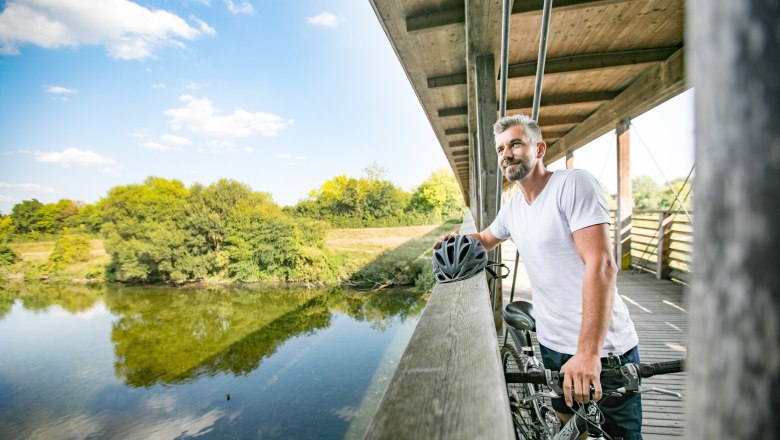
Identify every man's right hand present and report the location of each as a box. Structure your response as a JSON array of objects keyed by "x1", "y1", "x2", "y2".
[{"x1": 433, "y1": 231, "x2": 460, "y2": 249}]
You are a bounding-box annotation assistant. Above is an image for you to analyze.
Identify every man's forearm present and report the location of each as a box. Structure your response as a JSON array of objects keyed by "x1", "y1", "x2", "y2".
[{"x1": 577, "y1": 259, "x2": 616, "y2": 356}]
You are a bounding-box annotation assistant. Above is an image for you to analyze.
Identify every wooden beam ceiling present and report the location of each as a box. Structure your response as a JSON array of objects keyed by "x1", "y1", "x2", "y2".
[
  {"x1": 439, "y1": 91, "x2": 619, "y2": 116},
  {"x1": 444, "y1": 127, "x2": 469, "y2": 135},
  {"x1": 428, "y1": 46, "x2": 681, "y2": 88},
  {"x1": 443, "y1": 114, "x2": 591, "y2": 137},
  {"x1": 545, "y1": 48, "x2": 687, "y2": 163},
  {"x1": 407, "y1": 0, "x2": 637, "y2": 33}
]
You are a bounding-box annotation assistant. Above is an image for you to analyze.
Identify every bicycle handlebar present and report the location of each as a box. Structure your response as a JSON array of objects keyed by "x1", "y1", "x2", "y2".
[{"x1": 505, "y1": 359, "x2": 685, "y2": 387}]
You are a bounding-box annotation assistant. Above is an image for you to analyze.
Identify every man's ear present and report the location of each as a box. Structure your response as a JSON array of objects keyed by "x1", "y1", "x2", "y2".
[{"x1": 536, "y1": 140, "x2": 547, "y2": 158}]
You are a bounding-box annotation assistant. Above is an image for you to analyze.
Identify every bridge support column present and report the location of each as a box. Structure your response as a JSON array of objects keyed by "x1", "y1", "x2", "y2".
[
  {"x1": 474, "y1": 54, "x2": 502, "y2": 319},
  {"x1": 688, "y1": 0, "x2": 780, "y2": 438}
]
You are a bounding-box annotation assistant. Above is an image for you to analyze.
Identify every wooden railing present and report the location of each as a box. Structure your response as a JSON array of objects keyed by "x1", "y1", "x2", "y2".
[
  {"x1": 363, "y1": 271, "x2": 514, "y2": 439},
  {"x1": 611, "y1": 209, "x2": 693, "y2": 283}
]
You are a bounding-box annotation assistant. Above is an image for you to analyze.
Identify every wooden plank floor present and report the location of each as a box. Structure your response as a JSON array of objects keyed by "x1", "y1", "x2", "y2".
[{"x1": 499, "y1": 243, "x2": 689, "y2": 439}]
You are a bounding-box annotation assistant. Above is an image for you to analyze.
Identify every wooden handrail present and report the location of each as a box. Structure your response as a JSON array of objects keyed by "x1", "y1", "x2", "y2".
[{"x1": 363, "y1": 272, "x2": 514, "y2": 439}]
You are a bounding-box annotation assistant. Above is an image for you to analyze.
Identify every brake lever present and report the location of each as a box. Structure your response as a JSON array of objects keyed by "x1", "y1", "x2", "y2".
[
  {"x1": 616, "y1": 386, "x2": 682, "y2": 399},
  {"x1": 522, "y1": 391, "x2": 558, "y2": 404}
]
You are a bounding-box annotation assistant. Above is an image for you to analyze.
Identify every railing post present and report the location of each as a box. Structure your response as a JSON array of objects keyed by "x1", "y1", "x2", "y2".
[
  {"x1": 656, "y1": 211, "x2": 669, "y2": 280},
  {"x1": 615, "y1": 118, "x2": 633, "y2": 270}
]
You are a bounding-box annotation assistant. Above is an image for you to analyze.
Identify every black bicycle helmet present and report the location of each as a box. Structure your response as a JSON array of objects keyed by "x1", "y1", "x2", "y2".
[{"x1": 432, "y1": 234, "x2": 488, "y2": 283}]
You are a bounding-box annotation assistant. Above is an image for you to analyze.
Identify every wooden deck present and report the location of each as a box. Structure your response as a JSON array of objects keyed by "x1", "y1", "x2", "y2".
[{"x1": 500, "y1": 242, "x2": 689, "y2": 439}]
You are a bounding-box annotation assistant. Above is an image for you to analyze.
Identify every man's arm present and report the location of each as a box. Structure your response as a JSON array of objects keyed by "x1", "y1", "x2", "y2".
[
  {"x1": 471, "y1": 229, "x2": 503, "y2": 251},
  {"x1": 560, "y1": 222, "x2": 617, "y2": 407},
  {"x1": 434, "y1": 229, "x2": 504, "y2": 251}
]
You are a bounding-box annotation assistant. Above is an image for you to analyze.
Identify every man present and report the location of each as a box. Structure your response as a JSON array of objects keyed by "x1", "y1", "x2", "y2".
[{"x1": 442, "y1": 114, "x2": 641, "y2": 439}]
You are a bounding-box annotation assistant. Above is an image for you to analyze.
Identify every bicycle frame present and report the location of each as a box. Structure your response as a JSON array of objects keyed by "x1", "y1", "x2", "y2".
[
  {"x1": 504, "y1": 326, "x2": 612, "y2": 440},
  {"x1": 504, "y1": 324, "x2": 560, "y2": 439},
  {"x1": 503, "y1": 302, "x2": 684, "y2": 440}
]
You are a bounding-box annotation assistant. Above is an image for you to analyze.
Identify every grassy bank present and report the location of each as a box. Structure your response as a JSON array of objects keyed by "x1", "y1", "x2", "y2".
[
  {"x1": 326, "y1": 222, "x2": 458, "y2": 290},
  {"x1": 3, "y1": 237, "x2": 110, "y2": 283},
  {"x1": 1, "y1": 222, "x2": 459, "y2": 289}
]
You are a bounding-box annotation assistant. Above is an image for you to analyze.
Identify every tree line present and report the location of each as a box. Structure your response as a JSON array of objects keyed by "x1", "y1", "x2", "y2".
[
  {"x1": 0, "y1": 166, "x2": 466, "y2": 284},
  {"x1": 0, "y1": 171, "x2": 690, "y2": 284}
]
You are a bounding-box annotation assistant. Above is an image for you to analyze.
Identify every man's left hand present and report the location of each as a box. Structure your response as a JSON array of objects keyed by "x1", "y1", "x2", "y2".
[{"x1": 560, "y1": 352, "x2": 602, "y2": 407}]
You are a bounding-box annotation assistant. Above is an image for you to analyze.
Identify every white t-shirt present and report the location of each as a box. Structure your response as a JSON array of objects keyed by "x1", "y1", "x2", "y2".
[{"x1": 490, "y1": 169, "x2": 638, "y2": 356}]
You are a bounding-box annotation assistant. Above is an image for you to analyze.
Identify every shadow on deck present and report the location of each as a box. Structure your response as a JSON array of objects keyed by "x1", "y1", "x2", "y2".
[{"x1": 501, "y1": 242, "x2": 689, "y2": 439}]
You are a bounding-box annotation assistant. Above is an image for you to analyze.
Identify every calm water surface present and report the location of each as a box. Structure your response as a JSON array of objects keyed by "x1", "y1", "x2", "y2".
[{"x1": 0, "y1": 283, "x2": 426, "y2": 439}]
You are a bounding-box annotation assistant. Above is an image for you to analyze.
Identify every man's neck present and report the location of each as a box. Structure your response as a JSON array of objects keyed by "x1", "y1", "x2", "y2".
[{"x1": 516, "y1": 166, "x2": 553, "y2": 205}]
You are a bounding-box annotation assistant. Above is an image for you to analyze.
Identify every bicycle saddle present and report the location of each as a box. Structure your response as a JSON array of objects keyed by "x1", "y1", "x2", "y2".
[{"x1": 503, "y1": 300, "x2": 536, "y2": 332}]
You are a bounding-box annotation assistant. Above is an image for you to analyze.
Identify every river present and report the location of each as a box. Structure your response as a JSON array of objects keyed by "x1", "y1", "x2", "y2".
[{"x1": 0, "y1": 283, "x2": 426, "y2": 439}]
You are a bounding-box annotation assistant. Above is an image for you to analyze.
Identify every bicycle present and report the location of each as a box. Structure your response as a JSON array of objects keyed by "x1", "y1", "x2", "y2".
[{"x1": 500, "y1": 300, "x2": 685, "y2": 439}]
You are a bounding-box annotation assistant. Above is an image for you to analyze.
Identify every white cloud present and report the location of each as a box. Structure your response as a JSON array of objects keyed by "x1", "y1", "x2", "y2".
[
  {"x1": 307, "y1": 11, "x2": 342, "y2": 27},
  {"x1": 277, "y1": 153, "x2": 291, "y2": 159},
  {"x1": 152, "y1": 82, "x2": 166, "y2": 89},
  {"x1": 35, "y1": 147, "x2": 115, "y2": 167},
  {"x1": 0, "y1": 194, "x2": 18, "y2": 202},
  {"x1": 138, "y1": 141, "x2": 181, "y2": 152},
  {"x1": 208, "y1": 139, "x2": 233, "y2": 151},
  {"x1": 0, "y1": 182, "x2": 57, "y2": 192},
  {"x1": 225, "y1": 0, "x2": 254, "y2": 15},
  {"x1": 165, "y1": 95, "x2": 292, "y2": 138},
  {"x1": 189, "y1": 15, "x2": 217, "y2": 36},
  {"x1": 0, "y1": 0, "x2": 215, "y2": 60},
  {"x1": 184, "y1": 81, "x2": 202, "y2": 90},
  {"x1": 160, "y1": 134, "x2": 192, "y2": 145},
  {"x1": 44, "y1": 85, "x2": 76, "y2": 94}
]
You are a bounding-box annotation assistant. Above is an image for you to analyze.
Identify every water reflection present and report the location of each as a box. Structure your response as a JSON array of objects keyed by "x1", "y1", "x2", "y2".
[{"x1": 0, "y1": 283, "x2": 426, "y2": 439}]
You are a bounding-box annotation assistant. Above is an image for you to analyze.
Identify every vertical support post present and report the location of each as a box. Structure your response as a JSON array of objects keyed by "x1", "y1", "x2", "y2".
[
  {"x1": 475, "y1": 55, "x2": 499, "y2": 230},
  {"x1": 475, "y1": 54, "x2": 501, "y2": 319},
  {"x1": 655, "y1": 211, "x2": 669, "y2": 280},
  {"x1": 565, "y1": 150, "x2": 574, "y2": 169},
  {"x1": 615, "y1": 118, "x2": 632, "y2": 270},
  {"x1": 688, "y1": 1, "x2": 780, "y2": 438}
]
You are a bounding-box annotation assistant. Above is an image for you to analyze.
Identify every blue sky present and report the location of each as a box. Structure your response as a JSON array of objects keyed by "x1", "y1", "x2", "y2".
[{"x1": 0, "y1": 0, "x2": 694, "y2": 214}]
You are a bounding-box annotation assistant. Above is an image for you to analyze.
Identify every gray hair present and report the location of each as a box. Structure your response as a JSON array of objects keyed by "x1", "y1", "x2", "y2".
[{"x1": 493, "y1": 114, "x2": 543, "y2": 144}]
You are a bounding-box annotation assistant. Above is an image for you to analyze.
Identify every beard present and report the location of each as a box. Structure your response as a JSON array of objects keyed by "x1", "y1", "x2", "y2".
[{"x1": 502, "y1": 160, "x2": 531, "y2": 181}]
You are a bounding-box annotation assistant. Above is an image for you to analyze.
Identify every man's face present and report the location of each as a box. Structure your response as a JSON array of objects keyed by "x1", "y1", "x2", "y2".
[{"x1": 495, "y1": 125, "x2": 538, "y2": 182}]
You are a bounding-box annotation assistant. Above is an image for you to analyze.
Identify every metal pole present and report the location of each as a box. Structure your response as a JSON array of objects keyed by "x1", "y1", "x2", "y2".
[
  {"x1": 498, "y1": 0, "x2": 511, "y2": 118},
  {"x1": 492, "y1": 0, "x2": 513, "y2": 311},
  {"x1": 531, "y1": 0, "x2": 554, "y2": 120},
  {"x1": 510, "y1": 0, "x2": 554, "y2": 302}
]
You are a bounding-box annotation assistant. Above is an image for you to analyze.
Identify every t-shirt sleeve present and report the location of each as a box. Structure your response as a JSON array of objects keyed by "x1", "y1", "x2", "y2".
[
  {"x1": 489, "y1": 199, "x2": 513, "y2": 240},
  {"x1": 560, "y1": 170, "x2": 611, "y2": 232}
]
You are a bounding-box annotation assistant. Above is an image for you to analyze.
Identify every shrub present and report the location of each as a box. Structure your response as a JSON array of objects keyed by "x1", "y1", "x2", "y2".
[
  {"x1": 0, "y1": 242, "x2": 19, "y2": 266},
  {"x1": 49, "y1": 233, "x2": 91, "y2": 270}
]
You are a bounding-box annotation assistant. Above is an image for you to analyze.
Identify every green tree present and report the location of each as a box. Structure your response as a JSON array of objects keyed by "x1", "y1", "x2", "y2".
[
  {"x1": 10, "y1": 199, "x2": 43, "y2": 234},
  {"x1": 293, "y1": 166, "x2": 416, "y2": 227},
  {"x1": 186, "y1": 179, "x2": 257, "y2": 255},
  {"x1": 100, "y1": 177, "x2": 193, "y2": 282},
  {"x1": 36, "y1": 199, "x2": 80, "y2": 234},
  {"x1": 66, "y1": 203, "x2": 102, "y2": 233},
  {"x1": 0, "y1": 215, "x2": 14, "y2": 241},
  {"x1": 632, "y1": 176, "x2": 693, "y2": 211},
  {"x1": 407, "y1": 168, "x2": 466, "y2": 220},
  {"x1": 632, "y1": 176, "x2": 663, "y2": 210}
]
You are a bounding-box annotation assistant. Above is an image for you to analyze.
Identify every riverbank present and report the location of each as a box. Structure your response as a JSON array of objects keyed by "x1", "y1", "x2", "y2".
[{"x1": 1, "y1": 222, "x2": 458, "y2": 289}]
